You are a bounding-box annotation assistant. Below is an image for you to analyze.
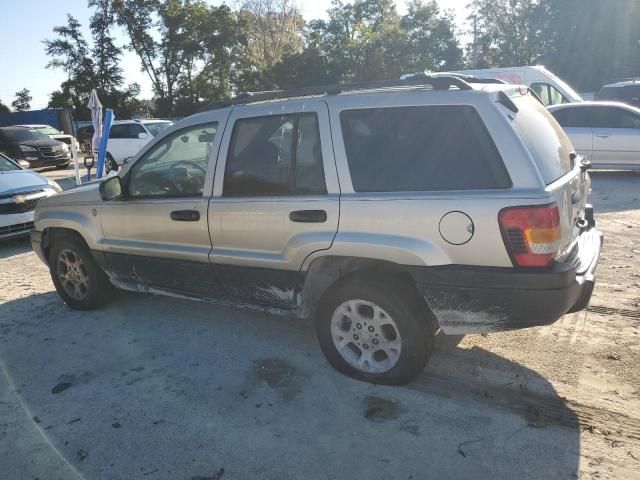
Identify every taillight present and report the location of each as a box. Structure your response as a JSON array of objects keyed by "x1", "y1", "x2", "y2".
[{"x1": 499, "y1": 204, "x2": 562, "y2": 267}]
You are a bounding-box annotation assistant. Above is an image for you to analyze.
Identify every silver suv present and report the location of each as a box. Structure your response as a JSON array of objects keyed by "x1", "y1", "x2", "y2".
[{"x1": 31, "y1": 76, "x2": 602, "y2": 385}]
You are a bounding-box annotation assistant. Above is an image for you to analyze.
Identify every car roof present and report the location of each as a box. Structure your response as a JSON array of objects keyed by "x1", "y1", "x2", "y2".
[
  {"x1": 548, "y1": 101, "x2": 638, "y2": 110},
  {"x1": 601, "y1": 80, "x2": 640, "y2": 88}
]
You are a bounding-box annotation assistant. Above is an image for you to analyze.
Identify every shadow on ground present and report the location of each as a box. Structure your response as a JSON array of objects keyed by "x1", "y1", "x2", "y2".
[
  {"x1": 589, "y1": 171, "x2": 640, "y2": 214},
  {"x1": 0, "y1": 291, "x2": 580, "y2": 480}
]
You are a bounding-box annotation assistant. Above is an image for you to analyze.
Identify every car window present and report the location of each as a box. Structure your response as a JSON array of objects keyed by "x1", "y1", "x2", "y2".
[
  {"x1": 224, "y1": 113, "x2": 326, "y2": 197},
  {"x1": 531, "y1": 82, "x2": 568, "y2": 106},
  {"x1": 622, "y1": 85, "x2": 640, "y2": 102},
  {"x1": 512, "y1": 94, "x2": 574, "y2": 185},
  {"x1": 551, "y1": 107, "x2": 597, "y2": 128},
  {"x1": 144, "y1": 122, "x2": 173, "y2": 137},
  {"x1": 0, "y1": 128, "x2": 49, "y2": 142},
  {"x1": 127, "y1": 122, "x2": 218, "y2": 197},
  {"x1": 596, "y1": 87, "x2": 620, "y2": 101},
  {"x1": 32, "y1": 126, "x2": 60, "y2": 135},
  {"x1": 109, "y1": 124, "x2": 130, "y2": 139},
  {"x1": 595, "y1": 107, "x2": 640, "y2": 129},
  {"x1": 0, "y1": 153, "x2": 20, "y2": 171},
  {"x1": 129, "y1": 123, "x2": 146, "y2": 137},
  {"x1": 340, "y1": 105, "x2": 510, "y2": 192}
]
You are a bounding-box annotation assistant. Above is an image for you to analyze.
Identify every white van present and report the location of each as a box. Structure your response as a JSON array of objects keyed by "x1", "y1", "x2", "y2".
[{"x1": 451, "y1": 66, "x2": 583, "y2": 106}]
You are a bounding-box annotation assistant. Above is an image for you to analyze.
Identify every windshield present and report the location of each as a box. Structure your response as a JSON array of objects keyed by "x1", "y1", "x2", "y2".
[
  {"x1": 32, "y1": 125, "x2": 61, "y2": 135},
  {"x1": 0, "y1": 153, "x2": 20, "y2": 171},
  {"x1": 0, "y1": 128, "x2": 50, "y2": 142},
  {"x1": 144, "y1": 122, "x2": 173, "y2": 137}
]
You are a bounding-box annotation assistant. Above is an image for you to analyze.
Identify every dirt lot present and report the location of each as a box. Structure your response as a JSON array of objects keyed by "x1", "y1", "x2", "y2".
[{"x1": 1, "y1": 170, "x2": 639, "y2": 480}]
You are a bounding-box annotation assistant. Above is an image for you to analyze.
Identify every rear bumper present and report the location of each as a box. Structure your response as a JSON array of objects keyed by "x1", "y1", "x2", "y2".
[{"x1": 408, "y1": 227, "x2": 603, "y2": 334}]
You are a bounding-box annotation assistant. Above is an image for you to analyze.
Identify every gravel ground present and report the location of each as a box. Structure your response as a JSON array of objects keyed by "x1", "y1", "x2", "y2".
[{"x1": 0, "y1": 170, "x2": 639, "y2": 480}]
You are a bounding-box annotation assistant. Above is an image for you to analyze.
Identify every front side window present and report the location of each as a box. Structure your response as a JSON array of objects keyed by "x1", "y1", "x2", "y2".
[
  {"x1": 109, "y1": 124, "x2": 130, "y2": 139},
  {"x1": 224, "y1": 113, "x2": 326, "y2": 196},
  {"x1": 596, "y1": 107, "x2": 640, "y2": 129},
  {"x1": 340, "y1": 106, "x2": 510, "y2": 192},
  {"x1": 127, "y1": 122, "x2": 218, "y2": 197},
  {"x1": 144, "y1": 122, "x2": 174, "y2": 137},
  {"x1": 531, "y1": 82, "x2": 568, "y2": 106}
]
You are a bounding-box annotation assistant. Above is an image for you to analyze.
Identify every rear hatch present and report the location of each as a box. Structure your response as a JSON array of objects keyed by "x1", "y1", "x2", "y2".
[{"x1": 510, "y1": 93, "x2": 590, "y2": 261}]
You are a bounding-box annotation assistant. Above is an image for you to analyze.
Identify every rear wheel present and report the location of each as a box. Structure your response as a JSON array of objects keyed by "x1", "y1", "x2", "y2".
[
  {"x1": 315, "y1": 276, "x2": 432, "y2": 385},
  {"x1": 49, "y1": 234, "x2": 114, "y2": 310}
]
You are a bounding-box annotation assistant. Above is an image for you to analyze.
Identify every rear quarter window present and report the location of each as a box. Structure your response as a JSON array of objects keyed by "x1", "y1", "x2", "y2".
[
  {"x1": 340, "y1": 105, "x2": 511, "y2": 192},
  {"x1": 512, "y1": 95, "x2": 574, "y2": 184}
]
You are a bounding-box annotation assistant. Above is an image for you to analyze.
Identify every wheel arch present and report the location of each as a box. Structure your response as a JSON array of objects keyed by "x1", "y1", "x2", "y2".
[{"x1": 301, "y1": 256, "x2": 436, "y2": 331}]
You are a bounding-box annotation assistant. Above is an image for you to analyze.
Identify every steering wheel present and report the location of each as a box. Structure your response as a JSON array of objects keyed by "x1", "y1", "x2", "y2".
[{"x1": 169, "y1": 161, "x2": 206, "y2": 193}]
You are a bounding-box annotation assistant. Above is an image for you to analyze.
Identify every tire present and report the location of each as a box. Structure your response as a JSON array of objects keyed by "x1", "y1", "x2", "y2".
[
  {"x1": 105, "y1": 154, "x2": 118, "y2": 174},
  {"x1": 55, "y1": 163, "x2": 69, "y2": 170},
  {"x1": 49, "y1": 234, "x2": 114, "y2": 310},
  {"x1": 315, "y1": 275, "x2": 433, "y2": 385}
]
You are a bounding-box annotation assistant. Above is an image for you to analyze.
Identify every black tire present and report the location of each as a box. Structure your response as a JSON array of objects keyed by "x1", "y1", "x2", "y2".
[
  {"x1": 49, "y1": 234, "x2": 114, "y2": 310},
  {"x1": 315, "y1": 275, "x2": 433, "y2": 385},
  {"x1": 105, "y1": 154, "x2": 118, "y2": 174}
]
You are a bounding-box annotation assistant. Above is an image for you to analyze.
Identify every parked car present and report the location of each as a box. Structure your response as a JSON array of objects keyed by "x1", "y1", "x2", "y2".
[
  {"x1": 0, "y1": 126, "x2": 71, "y2": 170},
  {"x1": 0, "y1": 152, "x2": 61, "y2": 240},
  {"x1": 448, "y1": 66, "x2": 583, "y2": 105},
  {"x1": 548, "y1": 101, "x2": 640, "y2": 170},
  {"x1": 16, "y1": 124, "x2": 81, "y2": 154},
  {"x1": 105, "y1": 119, "x2": 173, "y2": 172},
  {"x1": 30, "y1": 76, "x2": 602, "y2": 385},
  {"x1": 76, "y1": 124, "x2": 94, "y2": 153},
  {"x1": 595, "y1": 80, "x2": 640, "y2": 108}
]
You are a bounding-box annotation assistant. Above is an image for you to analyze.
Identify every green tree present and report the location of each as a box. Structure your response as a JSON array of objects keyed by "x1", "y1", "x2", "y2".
[
  {"x1": 468, "y1": 0, "x2": 552, "y2": 68},
  {"x1": 11, "y1": 89, "x2": 32, "y2": 112},
  {"x1": 542, "y1": 0, "x2": 640, "y2": 92}
]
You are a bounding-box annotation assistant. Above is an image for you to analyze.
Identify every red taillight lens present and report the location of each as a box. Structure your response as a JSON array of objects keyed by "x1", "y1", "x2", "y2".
[{"x1": 499, "y1": 204, "x2": 562, "y2": 267}]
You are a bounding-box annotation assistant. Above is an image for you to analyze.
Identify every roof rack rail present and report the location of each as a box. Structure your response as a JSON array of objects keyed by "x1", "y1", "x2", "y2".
[{"x1": 200, "y1": 74, "x2": 473, "y2": 112}]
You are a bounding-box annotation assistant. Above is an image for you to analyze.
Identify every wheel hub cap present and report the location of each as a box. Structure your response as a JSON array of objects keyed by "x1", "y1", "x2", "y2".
[
  {"x1": 56, "y1": 249, "x2": 90, "y2": 301},
  {"x1": 330, "y1": 299, "x2": 402, "y2": 374}
]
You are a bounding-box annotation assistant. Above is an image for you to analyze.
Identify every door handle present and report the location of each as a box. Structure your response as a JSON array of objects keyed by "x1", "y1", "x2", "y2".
[
  {"x1": 289, "y1": 210, "x2": 327, "y2": 223},
  {"x1": 170, "y1": 209, "x2": 200, "y2": 221},
  {"x1": 595, "y1": 134, "x2": 610, "y2": 138}
]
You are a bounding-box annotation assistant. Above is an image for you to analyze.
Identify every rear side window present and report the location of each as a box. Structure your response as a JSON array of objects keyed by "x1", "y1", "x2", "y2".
[
  {"x1": 551, "y1": 107, "x2": 597, "y2": 128},
  {"x1": 224, "y1": 113, "x2": 326, "y2": 197},
  {"x1": 512, "y1": 95, "x2": 574, "y2": 184},
  {"x1": 596, "y1": 87, "x2": 620, "y2": 101},
  {"x1": 340, "y1": 106, "x2": 510, "y2": 192}
]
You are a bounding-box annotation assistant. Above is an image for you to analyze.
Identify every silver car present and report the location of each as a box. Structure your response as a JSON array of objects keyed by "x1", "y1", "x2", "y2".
[
  {"x1": 30, "y1": 76, "x2": 602, "y2": 384},
  {"x1": 0, "y1": 153, "x2": 61, "y2": 240},
  {"x1": 549, "y1": 101, "x2": 640, "y2": 170}
]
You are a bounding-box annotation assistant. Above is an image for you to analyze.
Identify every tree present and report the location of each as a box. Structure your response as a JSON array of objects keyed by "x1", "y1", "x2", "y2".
[
  {"x1": 11, "y1": 89, "x2": 32, "y2": 112},
  {"x1": 468, "y1": 0, "x2": 552, "y2": 68},
  {"x1": 44, "y1": 11, "x2": 142, "y2": 119},
  {"x1": 0, "y1": 100, "x2": 9, "y2": 113}
]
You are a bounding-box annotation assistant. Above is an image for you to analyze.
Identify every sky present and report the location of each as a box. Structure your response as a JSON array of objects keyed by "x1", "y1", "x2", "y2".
[{"x1": 0, "y1": 0, "x2": 469, "y2": 110}]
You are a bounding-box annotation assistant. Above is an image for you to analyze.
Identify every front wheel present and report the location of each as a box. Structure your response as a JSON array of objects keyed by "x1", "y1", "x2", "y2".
[
  {"x1": 105, "y1": 154, "x2": 118, "y2": 174},
  {"x1": 315, "y1": 277, "x2": 432, "y2": 385},
  {"x1": 49, "y1": 235, "x2": 114, "y2": 310}
]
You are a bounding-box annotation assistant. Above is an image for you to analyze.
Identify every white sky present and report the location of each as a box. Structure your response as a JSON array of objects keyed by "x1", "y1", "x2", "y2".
[{"x1": 0, "y1": 0, "x2": 470, "y2": 109}]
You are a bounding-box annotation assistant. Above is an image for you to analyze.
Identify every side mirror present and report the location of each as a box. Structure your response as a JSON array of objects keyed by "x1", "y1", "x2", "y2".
[
  {"x1": 99, "y1": 175, "x2": 123, "y2": 201},
  {"x1": 138, "y1": 132, "x2": 149, "y2": 140}
]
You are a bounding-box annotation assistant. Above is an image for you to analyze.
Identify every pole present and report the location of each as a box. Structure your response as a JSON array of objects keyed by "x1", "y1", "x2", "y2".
[
  {"x1": 70, "y1": 139, "x2": 81, "y2": 185},
  {"x1": 473, "y1": 15, "x2": 478, "y2": 69}
]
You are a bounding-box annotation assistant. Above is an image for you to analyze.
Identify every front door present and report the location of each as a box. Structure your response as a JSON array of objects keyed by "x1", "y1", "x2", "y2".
[
  {"x1": 100, "y1": 119, "x2": 224, "y2": 296},
  {"x1": 209, "y1": 100, "x2": 340, "y2": 308},
  {"x1": 592, "y1": 106, "x2": 640, "y2": 168}
]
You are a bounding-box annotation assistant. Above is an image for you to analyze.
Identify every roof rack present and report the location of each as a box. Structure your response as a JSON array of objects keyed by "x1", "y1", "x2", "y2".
[{"x1": 200, "y1": 74, "x2": 473, "y2": 112}]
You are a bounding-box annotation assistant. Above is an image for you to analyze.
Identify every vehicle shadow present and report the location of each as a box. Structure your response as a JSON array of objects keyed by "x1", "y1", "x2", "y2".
[
  {"x1": 589, "y1": 170, "x2": 640, "y2": 214},
  {"x1": 0, "y1": 292, "x2": 579, "y2": 480},
  {"x1": 0, "y1": 237, "x2": 31, "y2": 259}
]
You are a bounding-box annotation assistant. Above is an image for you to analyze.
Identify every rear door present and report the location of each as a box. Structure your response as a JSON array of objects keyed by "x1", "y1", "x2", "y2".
[
  {"x1": 550, "y1": 106, "x2": 594, "y2": 159},
  {"x1": 592, "y1": 106, "x2": 640, "y2": 168},
  {"x1": 209, "y1": 100, "x2": 340, "y2": 307}
]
